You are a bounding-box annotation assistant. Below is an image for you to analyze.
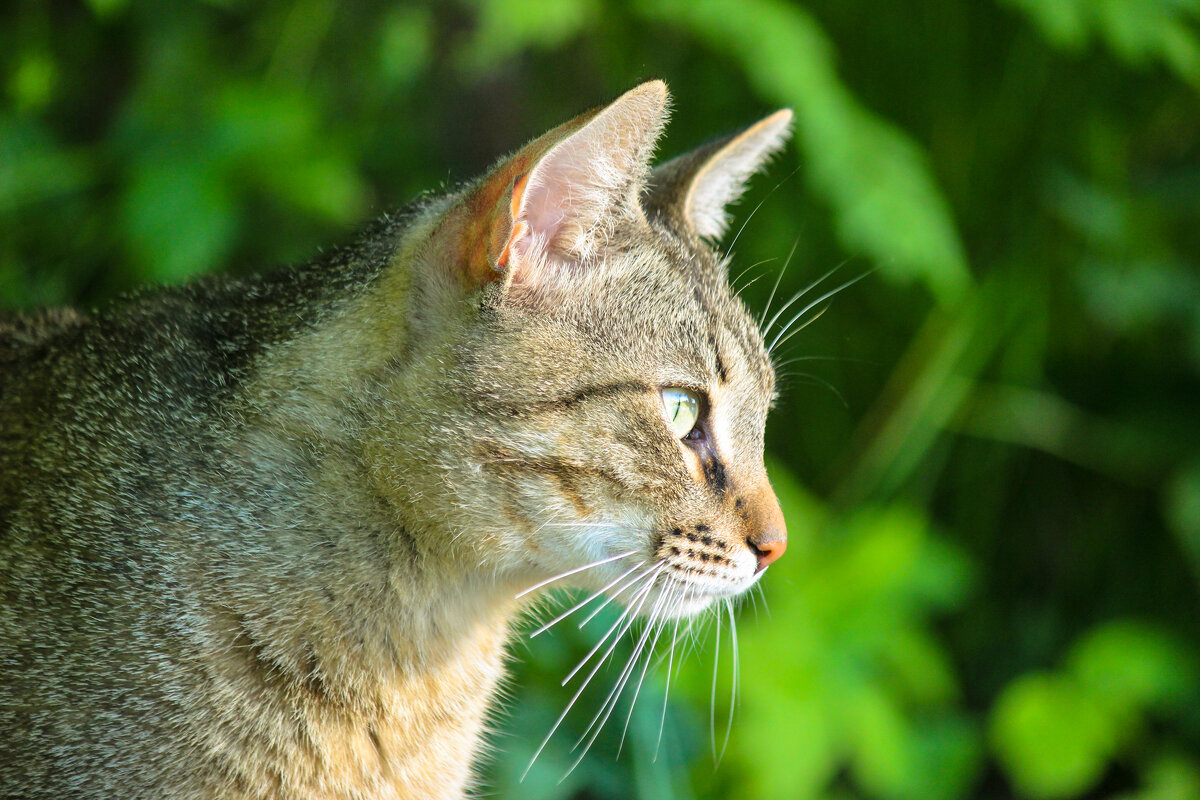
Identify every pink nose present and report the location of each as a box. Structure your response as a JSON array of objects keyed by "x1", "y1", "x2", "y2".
[
  {"x1": 749, "y1": 537, "x2": 787, "y2": 572},
  {"x1": 746, "y1": 484, "x2": 787, "y2": 572}
]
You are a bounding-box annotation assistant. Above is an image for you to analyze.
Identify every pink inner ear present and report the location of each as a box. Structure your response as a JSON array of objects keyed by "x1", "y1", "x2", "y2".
[
  {"x1": 493, "y1": 81, "x2": 669, "y2": 280},
  {"x1": 511, "y1": 169, "x2": 570, "y2": 267}
]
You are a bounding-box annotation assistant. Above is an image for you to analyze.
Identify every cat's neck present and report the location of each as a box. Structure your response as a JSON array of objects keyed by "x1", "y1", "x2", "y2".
[
  {"x1": 186, "y1": 250, "x2": 533, "y2": 796},
  {"x1": 195, "y1": 451, "x2": 526, "y2": 798}
]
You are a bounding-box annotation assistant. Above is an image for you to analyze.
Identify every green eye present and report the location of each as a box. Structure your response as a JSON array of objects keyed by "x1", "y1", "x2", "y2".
[{"x1": 661, "y1": 387, "x2": 701, "y2": 440}]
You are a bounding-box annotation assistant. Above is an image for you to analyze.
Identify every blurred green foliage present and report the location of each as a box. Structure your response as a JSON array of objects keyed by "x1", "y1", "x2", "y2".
[{"x1": 3, "y1": 1, "x2": 1199, "y2": 798}]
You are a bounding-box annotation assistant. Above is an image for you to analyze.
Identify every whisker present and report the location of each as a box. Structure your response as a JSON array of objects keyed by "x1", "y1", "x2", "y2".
[
  {"x1": 567, "y1": 589, "x2": 670, "y2": 774},
  {"x1": 771, "y1": 353, "x2": 878, "y2": 369},
  {"x1": 578, "y1": 560, "x2": 661, "y2": 627},
  {"x1": 616, "y1": 612, "x2": 668, "y2": 759},
  {"x1": 726, "y1": 164, "x2": 802, "y2": 255},
  {"x1": 576, "y1": 589, "x2": 669, "y2": 746},
  {"x1": 522, "y1": 570, "x2": 660, "y2": 781},
  {"x1": 528, "y1": 560, "x2": 645, "y2": 639},
  {"x1": 758, "y1": 236, "x2": 800, "y2": 329},
  {"x1": 777, "y1": 370, "x2": 849, "y2": 409},
  {"x1": 747, "y1": 582, "x2": 760, "y2": 621},
  {"x1": 755, "y1": 582, "x2": 771, "y2": 620},
  {"x1": 761, "y1": 259, "x2": 849, "y2": 340},
  {"x1": 719, "y1": 599, "x2": 739, "y2": 764},
  {"x1": 734, "y1": 270, "x2": 769, "y2": 297},
  {"x1": 767, "y1": 270, "x2": 873, "y2": 355},
  {"x1": 710, "y1": 604, "x2": 722, "y2": 763},
  {"x1": 514, "y1": 550, "x2": 638, "y2": 599},
  {"x1": 563, "y1": 564, "x2": 663, "y2": 685},
  {"x1": 769, "y1": 301, "x2": 830, "y2": 355},
  {"x1": 653, "y1": 589, "x2": 688, "y2": 762},
  {"x1": 730, "y1": 256, "x2": 778, "y2": 289}
]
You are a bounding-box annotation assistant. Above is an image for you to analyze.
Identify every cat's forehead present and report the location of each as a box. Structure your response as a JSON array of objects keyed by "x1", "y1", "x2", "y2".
[{"x1": 537, "y1": 227, "x2": 775, "y2": 394}]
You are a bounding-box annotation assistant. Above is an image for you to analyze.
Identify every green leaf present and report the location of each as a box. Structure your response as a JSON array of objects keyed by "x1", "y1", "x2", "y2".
[
  {"x1": 1002, "y1": 0, "x2": 1091, "y2": 51},
  {"x1": 1122, "y1": 754, "x2": 1200, "y2": 800},
  {"x1": 1165, "y1": 460, "x2": 1200, "y2": 582},
  {"x1": 8, "y1": 51, "x2": 57, "y2": 112},
  {"x1": 0, "y1": 118, "x2": 92, "y2": 213},
  {"x1": 378, "y1": 6, "x2": 432, "y2": 86},
  {"x1": 881, "y1": 627, "x2": 960, "y2": 707},
  {"x1": 1008, "y1": 0, "x2": 1200, "y2": 87},
  {"x1": 1066, "y1": 620, "x2": 1199, "y2": 714},
  {"x1": 457, "y1": 0, "x2": 598, "y2": 74},
  {"x1": 990, "y1": 673, "x2": 1119, "y2": 799},
  {"x1": 121, "y1": 158, "x2": 237, "y2": 283}
]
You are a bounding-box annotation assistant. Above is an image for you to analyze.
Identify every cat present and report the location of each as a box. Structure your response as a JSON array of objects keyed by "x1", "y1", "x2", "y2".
[{"x1": 0, "y1": 81, "x2": 790, "y2": 799}]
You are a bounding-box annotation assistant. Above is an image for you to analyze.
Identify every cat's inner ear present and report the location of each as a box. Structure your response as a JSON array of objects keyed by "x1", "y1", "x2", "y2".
[
  {"x1": 645, "y1": 109, "x2": 793, "y2": 243},
  {"x1": 503, "y1": 81, "x2": 667, "y2": 277},
  {"x1": 454, "y1": 80, "x2": 670, "y2": 292}
]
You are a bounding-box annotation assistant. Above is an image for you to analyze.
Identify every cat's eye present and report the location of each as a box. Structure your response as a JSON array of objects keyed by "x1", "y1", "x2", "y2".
[{"x1": 661, "y1": 387, "x2": 701, "y2": 440}]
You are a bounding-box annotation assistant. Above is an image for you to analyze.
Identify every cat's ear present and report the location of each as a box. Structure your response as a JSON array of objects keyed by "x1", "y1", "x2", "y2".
[
  {"x1": 645, "y1": 109, "x2": 793, "y2": 242},
  {"x1": 451, "y1": 80, "x2": 669, "y2": 292}
]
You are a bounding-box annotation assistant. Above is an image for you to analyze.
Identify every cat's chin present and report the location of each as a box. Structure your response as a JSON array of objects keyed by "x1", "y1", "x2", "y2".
[
  {"x1": 643, "y1": 579, "x2": 755, "y2": 620},
  {"x1": 655, "y1": 591, "x2": 716, "y2": 619}
]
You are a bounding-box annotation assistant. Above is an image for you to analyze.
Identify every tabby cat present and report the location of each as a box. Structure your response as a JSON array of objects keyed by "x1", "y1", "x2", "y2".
[{"x1": 0, "y1": 81, "x2": 790, "y2": 799}]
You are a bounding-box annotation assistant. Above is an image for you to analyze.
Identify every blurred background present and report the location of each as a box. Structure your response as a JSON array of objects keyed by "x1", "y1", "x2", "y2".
[{"x1": 3, "y1": 1, "x2": 1199, "y2": 798}]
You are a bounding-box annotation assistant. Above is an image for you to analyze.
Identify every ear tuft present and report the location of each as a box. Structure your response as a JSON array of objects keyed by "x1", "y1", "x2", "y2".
[{"x1": 647, "y1": 108, "x2": 793, "y2": 242}]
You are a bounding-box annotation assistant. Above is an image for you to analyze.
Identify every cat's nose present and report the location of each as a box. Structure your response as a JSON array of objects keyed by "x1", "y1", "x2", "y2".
[{"x1": 745, "y1": 485, "x2": 787, "y2": 572}]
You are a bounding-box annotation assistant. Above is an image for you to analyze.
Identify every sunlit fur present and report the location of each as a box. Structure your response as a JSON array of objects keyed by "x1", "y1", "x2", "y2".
[{"x1": 0, "y1": 82, "x2": 791, "y2": 798}]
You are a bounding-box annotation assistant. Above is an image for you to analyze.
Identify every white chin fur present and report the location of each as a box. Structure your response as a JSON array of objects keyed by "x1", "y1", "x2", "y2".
[{"x1": 633, "y1": 576, "x2": 758, "y2": 621}]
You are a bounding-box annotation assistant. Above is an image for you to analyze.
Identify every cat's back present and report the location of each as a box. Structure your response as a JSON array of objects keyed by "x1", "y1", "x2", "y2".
[
  {"x1": 0, "y1": 306, "x2": 89, "y2": 365},
  {"x1": 0, "y1": 273, "x2": 358, "y2": 798},
  {"x1": 0, "y1": 307, "x2": 92, "y2": 524}
]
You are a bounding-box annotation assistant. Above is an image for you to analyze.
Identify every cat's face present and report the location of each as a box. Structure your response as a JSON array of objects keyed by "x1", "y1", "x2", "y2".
[
  {"x1": 454, "y1": 224, "x2": 784, "y2": 617},
  {"x1": 377, "y1": 82, "x2": 791, "y2": 619},
  {"x1": 459, "y1": 223, "x2": 785, "y2": 617}
]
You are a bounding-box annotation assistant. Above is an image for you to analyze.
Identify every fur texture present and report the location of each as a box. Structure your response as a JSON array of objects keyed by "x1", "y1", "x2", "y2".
[{"x1": 0, "y1": 82, "x2": 791, "y2": 799}]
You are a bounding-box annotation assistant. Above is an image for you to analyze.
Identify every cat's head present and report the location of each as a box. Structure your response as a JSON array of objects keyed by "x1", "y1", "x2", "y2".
[{"x1": 375, "y1": 81, "x2": 791, "y2": 618}]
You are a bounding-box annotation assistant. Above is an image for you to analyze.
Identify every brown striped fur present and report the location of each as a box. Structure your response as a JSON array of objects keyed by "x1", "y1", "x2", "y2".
[{"x1": 0, "y1": 82, "x2": 791, "y2": 798}]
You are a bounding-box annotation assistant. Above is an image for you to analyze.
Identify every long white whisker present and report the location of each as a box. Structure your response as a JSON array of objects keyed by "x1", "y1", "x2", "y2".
[
  {"x1": 761, "y1": 259, "x2": 848, "y2": 339},
  {"x1": 556, "y1": 577, "x2": 664, "y2": 781},
  {"x1": 653, "y1": 590, "x2": 687, "y2": 762},
  {"x1": 579, "y1": 560, "x2": 661, "y2": 627},
  {"x1": 768, "y1": 270, "x2": 872, "y2": 354},
  {"x1": 523, "y1": 570, "x2": 660, "y2": 781},
  {"x1": 563, "y1": 564, "x2": 663, "y2": 685},
  {"x1": 720, "y1": 599, "x2": 739, "y2": 763},
  {"x1": 734, "y1": 270, "x2": 769, "y2": 297},
  {"x1": 726, "y1": 164, "x2": 802, "y2": 255},
  {"x1": 515, "y1": 550, "x2": 637, "y2": 599},
  {"x1": 528, "y1": 560, "x2": 645, "y2": 639},
  {"x1": 758, "y1": 236, "x2": 800, "y2": 329},
  {"x1": 778, "y1": 369, "x2": 849, "y2": 409},
  {"x1": 617, "y1": 585, "x2": 679, "y2": 758},
  {"x1": 710, "y1": 605, "x2": 722, "y2": 762},
  {"x1": 731, "y1": 256, "x2": 777, "y2": 289},
  {"x1": 755, "y1": 582, "x2": 771, "y2": 620},
  {"x1": 769, "y1": 301, "x2": 831, "y2": 354},
  {"x1": 616, "y1": 613, "x2": 667, "y2": 759},
  {"x1": 568, "y1": 588, "x2": 670, "y2": 771},
  {"x1": 772, "y1": 353, "x2": 877, "y2": 367}
]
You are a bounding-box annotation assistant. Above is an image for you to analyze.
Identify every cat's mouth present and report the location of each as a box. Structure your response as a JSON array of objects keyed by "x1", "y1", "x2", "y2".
[{"x1": 648, "y1": 525, "x2": 763, "y2": 616}]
